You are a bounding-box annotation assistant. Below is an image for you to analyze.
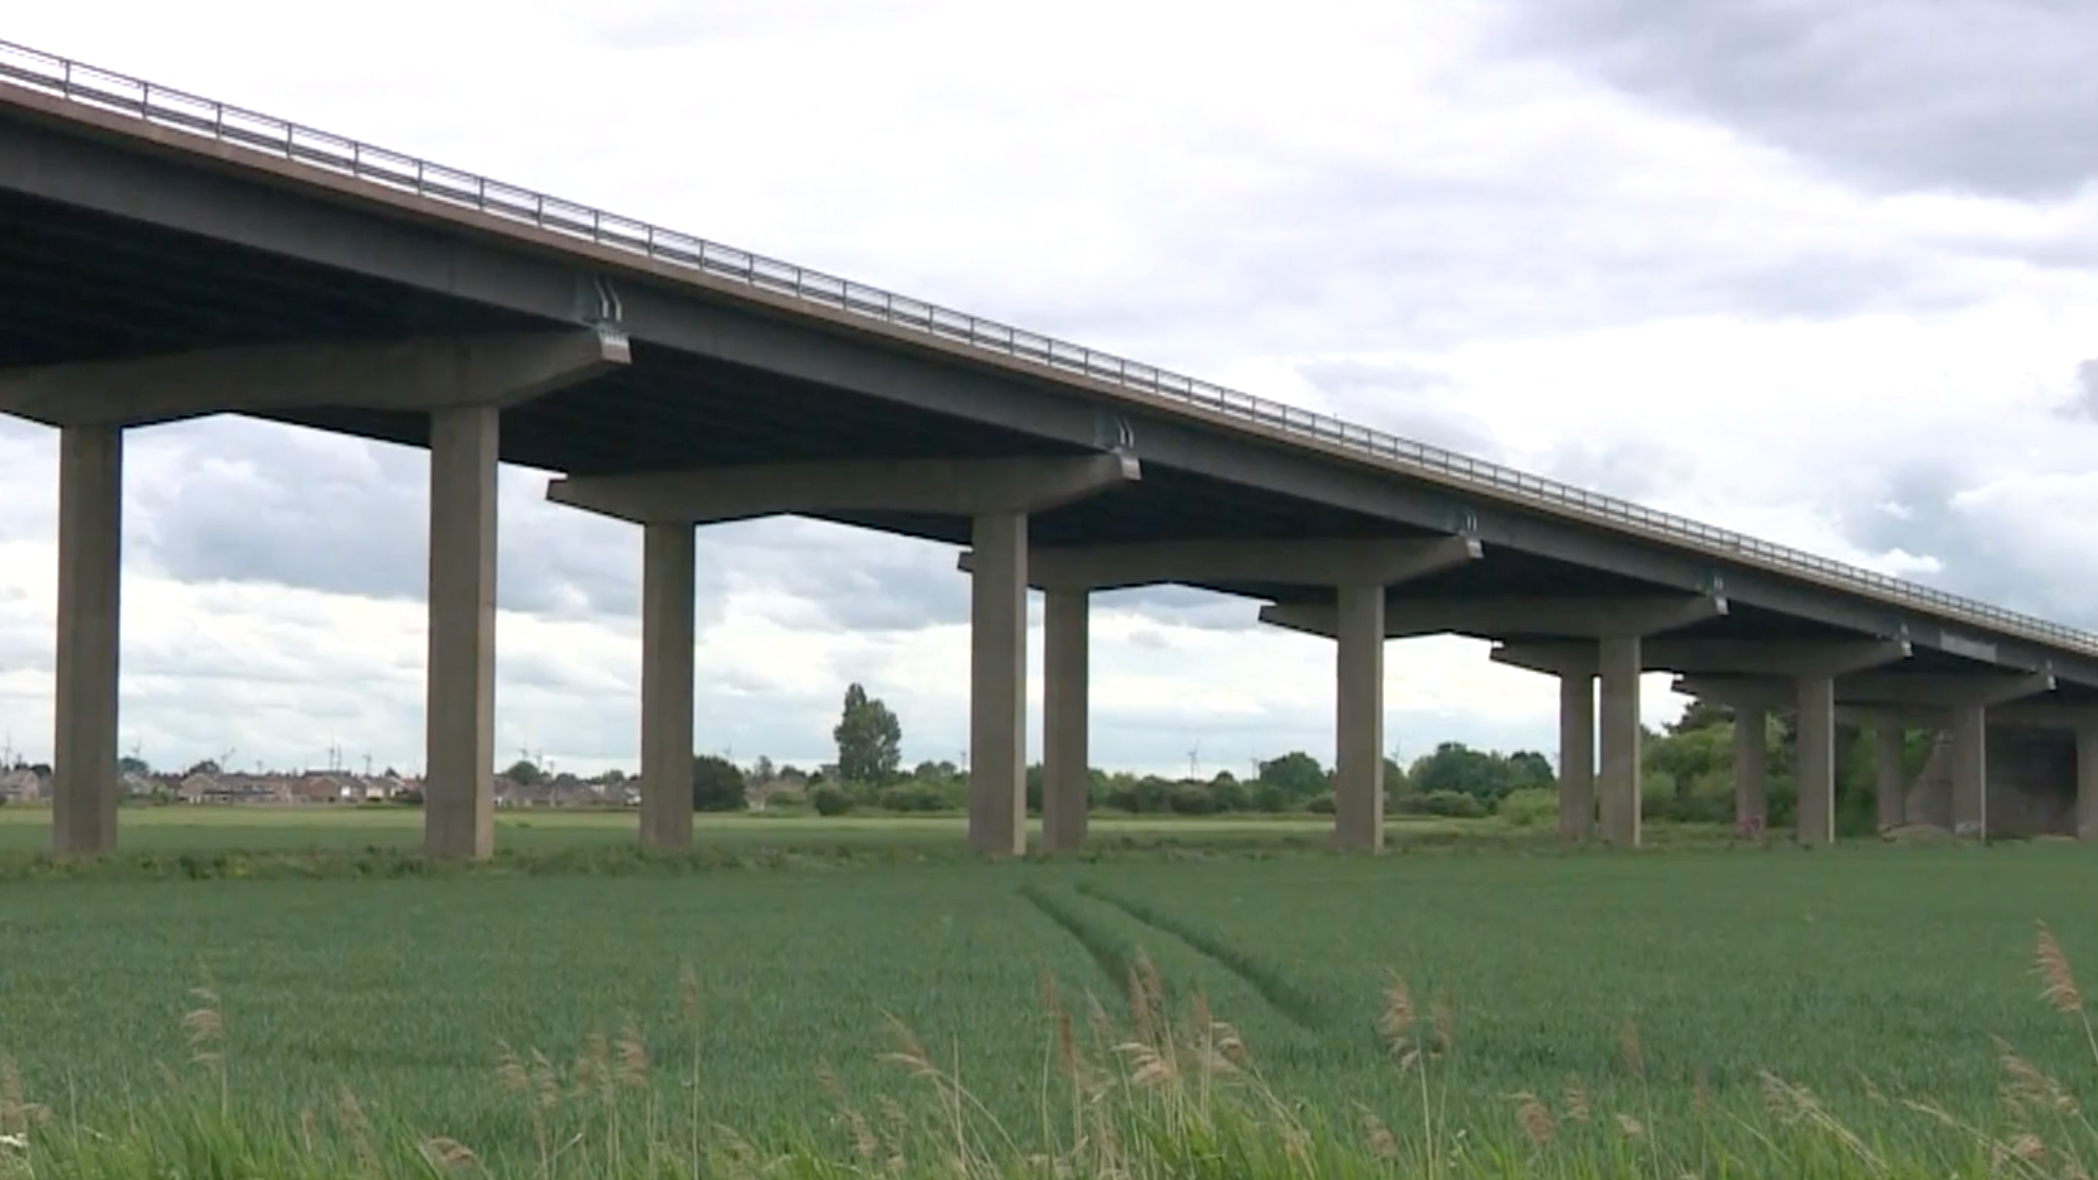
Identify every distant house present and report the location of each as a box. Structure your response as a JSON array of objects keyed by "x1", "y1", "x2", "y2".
[{"x1": 0, "y1": 768, "x2": 44, "y2": 803}]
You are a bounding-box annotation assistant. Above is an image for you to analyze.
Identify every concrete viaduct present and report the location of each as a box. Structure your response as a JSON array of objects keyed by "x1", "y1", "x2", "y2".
[{"x1": 3, "y1": 40, "x2": 2096, "y2": 858}]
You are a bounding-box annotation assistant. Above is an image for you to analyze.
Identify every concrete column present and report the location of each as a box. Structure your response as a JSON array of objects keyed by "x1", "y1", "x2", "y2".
[
  {"x1": 1950, "y1": 704, "x2": 1987, "y2": 839},
  {"x1": 51, "y1": 424, "x2": 123, "y2": 855},
  {"x1": 424, "y1": 405, "x2": 500, "y2": 860},
  {"x1": 1874, "y1": 726, "x2": 1906, "y2": 832},
  {"x1": 1041, "y1": 587, "x2": 1089, "y2": 853},
  {"x1": 1333, "y1": 584, "x2": 1386, "y2": 852},
  {"x1": 639, "y1": 523, "x2": 696, "y2": 850},
  {"x1": 1596, "y1": 635, "x2": 1642, "y2": 847},
  {"x1": 1556, "y1": 669, "x2": 1594, "y2": 841},
  {"x1": 967, "y1": 512, "x2": 1028, "y2": 856},
  {"x1": 2077, "y1": 723, "x2": 2098, "y2": 843},
  {"x1": 1732, "y1": 704, "x2": 1767, "y2": 834},
  {"x1": 1795, "y1": 676, "x2": 1836, "y2": 845}
]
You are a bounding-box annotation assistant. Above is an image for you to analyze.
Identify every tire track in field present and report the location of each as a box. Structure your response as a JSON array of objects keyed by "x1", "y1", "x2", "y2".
[
  {"x1": 1075, "y1": 882, "x2": 1331, "y2": 1033},
  {"x1": 1017, "y1": 881, "x2": 1144, "y2": 1002}
]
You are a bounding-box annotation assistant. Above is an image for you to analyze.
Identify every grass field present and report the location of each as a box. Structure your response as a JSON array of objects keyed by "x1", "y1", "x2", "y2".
[{"x1": 2, "y1": 807, "x2": 2094, "y2": 1175}]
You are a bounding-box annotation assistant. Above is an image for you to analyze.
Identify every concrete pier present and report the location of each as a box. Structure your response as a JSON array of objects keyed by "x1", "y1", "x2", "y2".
[
  {"x1": 967, "y1": 512, "x2": 1029, "y2": 856},
  {"x1": 1733, "y1": 704, "x2": 1767, "y2": 832},
  {"x1": 1041, "y1": 587, "x2": 1090, "y2": 853},
  {"x1": 1333, "y1": 584, "x2": 1386, "y2": 852},
  {"x1": 1795, "y1": 676, "x2": 1836, "y2": 844},
  {"x1": 640, "y1": 522, "x2": 697, "y2": 850},
  {"x1": 1597, "y1": 635, "x2": 1642, "y2": 846},
  {"x1": 1875, "y1": 726, "x2": 1906, "y2": 831},
  {"x1": 423, "y1": 405, "x2": 501, "y2": 860},
  {"x1": 51, "y1": 424, "x2": 123, "y2": 856},
  {"x1": 1557, "y1": 666, "x2": 1595, "y2": 841}
]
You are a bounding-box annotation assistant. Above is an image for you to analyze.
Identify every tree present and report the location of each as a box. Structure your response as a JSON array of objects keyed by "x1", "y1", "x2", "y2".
[
  {"x1": 1256, "y1": 751, "x2": 1327, "y2": 798},
  {"x1": 1668, "y1": 698, "x2": 1733, "y2": 735},
  {"x1": 502, "y1": 759, "x2": 543, "y2": 787},
  {"x1": 118, "y1": 755, "x2": 150, "y2": 776},
  {"x1": 692, "y1": 754, "x2": 747, "y2": 812},
  {"x1": 833, "y1": 683, "x2": 903, "y2": 785}
]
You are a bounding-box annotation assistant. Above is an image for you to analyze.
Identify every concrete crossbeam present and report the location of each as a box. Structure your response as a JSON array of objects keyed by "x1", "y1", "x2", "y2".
[
  {"x1": 1260, "y1": 593, "x2": 1726, "y2": 641},
  {"x1": 1492, "y1": 637, "x2": 1911, "y2": 679},
  {"x1": 0, "y1": 327, "x2": 629, "y2": 428},
  {"x1": 549, "y1": 453, "x2": 1140, "y2": 526},
  {"x1": 956, "y1": 535, "x2": 1481, "y2": 591},
  {"x1": 1677, "y1": 669, "x2": 2055, "y2": 711}
]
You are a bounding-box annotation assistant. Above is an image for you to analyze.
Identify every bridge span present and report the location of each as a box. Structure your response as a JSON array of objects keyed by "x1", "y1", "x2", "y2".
[{"x1": 2, "y1": 39, "x2": 2093, "y2": 856}]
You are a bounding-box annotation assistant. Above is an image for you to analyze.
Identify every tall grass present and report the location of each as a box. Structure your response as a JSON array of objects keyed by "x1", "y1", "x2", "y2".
[{"x1": 4, "y1": 924, "x2": 2094, "y2": 1178}]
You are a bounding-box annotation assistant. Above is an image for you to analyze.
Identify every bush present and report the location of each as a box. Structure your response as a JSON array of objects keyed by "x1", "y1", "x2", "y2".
[
  {"x1": 1305, "y1": 793, "x2": 1336, "y2": 815},
  {"x1": 1167, "y1": 784, "x2": 1215, "y2": 815},
  {"x1": 1251, "y1": 783, "x2": 1293, "y2": 813},
  {"x1": 1496, "y1": 786, "x2": 1558, "y2": 827},
  {"x1": 809, "y1": 785, "x2": 853, "y2": 817},
  {"x1": 1419, "y1": 790, "x2": 1487, "y2": 819},
  {"x1": 875, "y1": 782, "x2": 949, "y2": 813}
]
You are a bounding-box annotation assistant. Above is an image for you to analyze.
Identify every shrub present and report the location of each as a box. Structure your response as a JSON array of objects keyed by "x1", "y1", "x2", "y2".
[
  {"x1": 1305, "y1": 793, "x2": 1336, "y2": 815},
  {"x1": 1251, "y1": 783, "x2": 1293, "y2": 813},
  {"x1": 1167, "y1": 784, "x2": 1215, "y2": 815},
  {"x1": 1496, "y1": 786, "x2": 1558, "y2": 827},
  {"x1": 875, "y1": 782, "x2": 949, "y2": 813},
  {"x1": 1420, "y1": 790, "x2": 1487, "y2": 819},
  {"x1": 1208, "y1": 777, "x2": 1250, "y2": 813},
  {"x1": 809, "y1": 785, "x2": 853, "y2": 816}
]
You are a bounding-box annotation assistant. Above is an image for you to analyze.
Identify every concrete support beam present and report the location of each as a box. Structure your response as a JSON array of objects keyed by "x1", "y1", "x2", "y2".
[
  {"x1": 958, "y1": 535, "x2": 1481, "y2": 592},
  {"x1": 2078, "y1": 723, "x2": 2098, "y2": 842},
  {"x1": 1041, "y1": 587, "x2": 1089, "y2": 853},
  {"x1": 550, "y1": 453, "x2": 1140, "y2": 526},
  {"x1": 1875, "y1": 726, "x2": 1906, "y2": 832},
  {"x1": 1950, "y1": 704, "x2": 1988, "y2": 839},
  {"x1": 51, "y1": 424, "x2": 123, "y2": 855},
  {"x1": 1261, "y1": 592, "x2": 1725, "y2": 642},
  {"x1": 1333, "y1": 584, "x2": 1386, "y2": 853},
  {"x1": 0, "y1": 327, "x2": 629, "y2": 428},
  {"x1": 1494, "y1": 637, "x2": 1910, "y2": 679},
  {"x1": 1557, "y1": 664, "x2": 1595, "y2": 842},
  {"x1": 1678, "y1": 669, "x2": 2055, "y2": 712},
  {"x1": 1796, "y1": 676, "x2": 1836, "y2": 845},
  {"x1": 424, "y1": 405, "x2": 500, "y2": 860},
  {"x1": 968, "y1": 513, "x2": 1028, "y2": 857},
  {"x1": 639, "y1": 523, "x2": 697, "y2": 850},
  {"x1": 1597, "y1": 635, "x2": 1642, "y2": 847},
  {"x1": 1835, "y1": 669, "x2": 2056, "y2": 710}
]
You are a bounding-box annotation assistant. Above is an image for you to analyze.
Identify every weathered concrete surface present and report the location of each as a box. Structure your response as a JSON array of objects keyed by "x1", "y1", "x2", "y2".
[{"x1": 1903, "y1": 727, "x2": 2076, "y2": 836}]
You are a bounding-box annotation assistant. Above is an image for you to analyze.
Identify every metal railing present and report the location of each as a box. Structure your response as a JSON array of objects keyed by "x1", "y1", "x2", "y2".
[{"x1": 4, "y1": 37, "x2": 2093, "y2": 656}]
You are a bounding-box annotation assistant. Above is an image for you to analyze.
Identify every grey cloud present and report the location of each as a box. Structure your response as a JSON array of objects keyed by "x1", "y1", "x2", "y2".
[
  {"x1": 2067, "y1": 359, "x2": 2098, "y2": 420},
  {"x1": 1501, "y1": 0, "x2": 2098, "y2": 200},
  {"x1": 1296, "y1": 358, "x2": 1504, "y2": 457},
  {"x1": 124, "y1": 420, "x2": 646, "y2": 622},
  {"x1": 1834, "y1": 461, "x2": 2098, "y2": 629},
  {"x1": 1537, "y1": 435, "x2": 1697, "y2": 504}
]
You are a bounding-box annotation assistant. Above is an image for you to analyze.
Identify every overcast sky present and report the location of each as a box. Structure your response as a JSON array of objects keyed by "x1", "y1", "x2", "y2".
[{"x1": 1, "y1": 0, "x2": 2095, "y2": 778}]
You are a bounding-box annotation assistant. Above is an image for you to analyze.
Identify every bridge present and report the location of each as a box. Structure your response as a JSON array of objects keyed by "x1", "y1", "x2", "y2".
[{"x1": 2, "y1": 39, "x2": 2093, "y2": 858}]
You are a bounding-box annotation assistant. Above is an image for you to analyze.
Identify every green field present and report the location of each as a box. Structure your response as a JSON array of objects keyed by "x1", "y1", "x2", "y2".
[{"x1": 1, "y1": 807, "x2": 2093, "y2": 1175}]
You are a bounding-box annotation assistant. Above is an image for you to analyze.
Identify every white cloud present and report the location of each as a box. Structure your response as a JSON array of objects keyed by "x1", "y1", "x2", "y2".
[{"x1": 0, "y1": 0, "x2": 2093, "y2": 776}]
